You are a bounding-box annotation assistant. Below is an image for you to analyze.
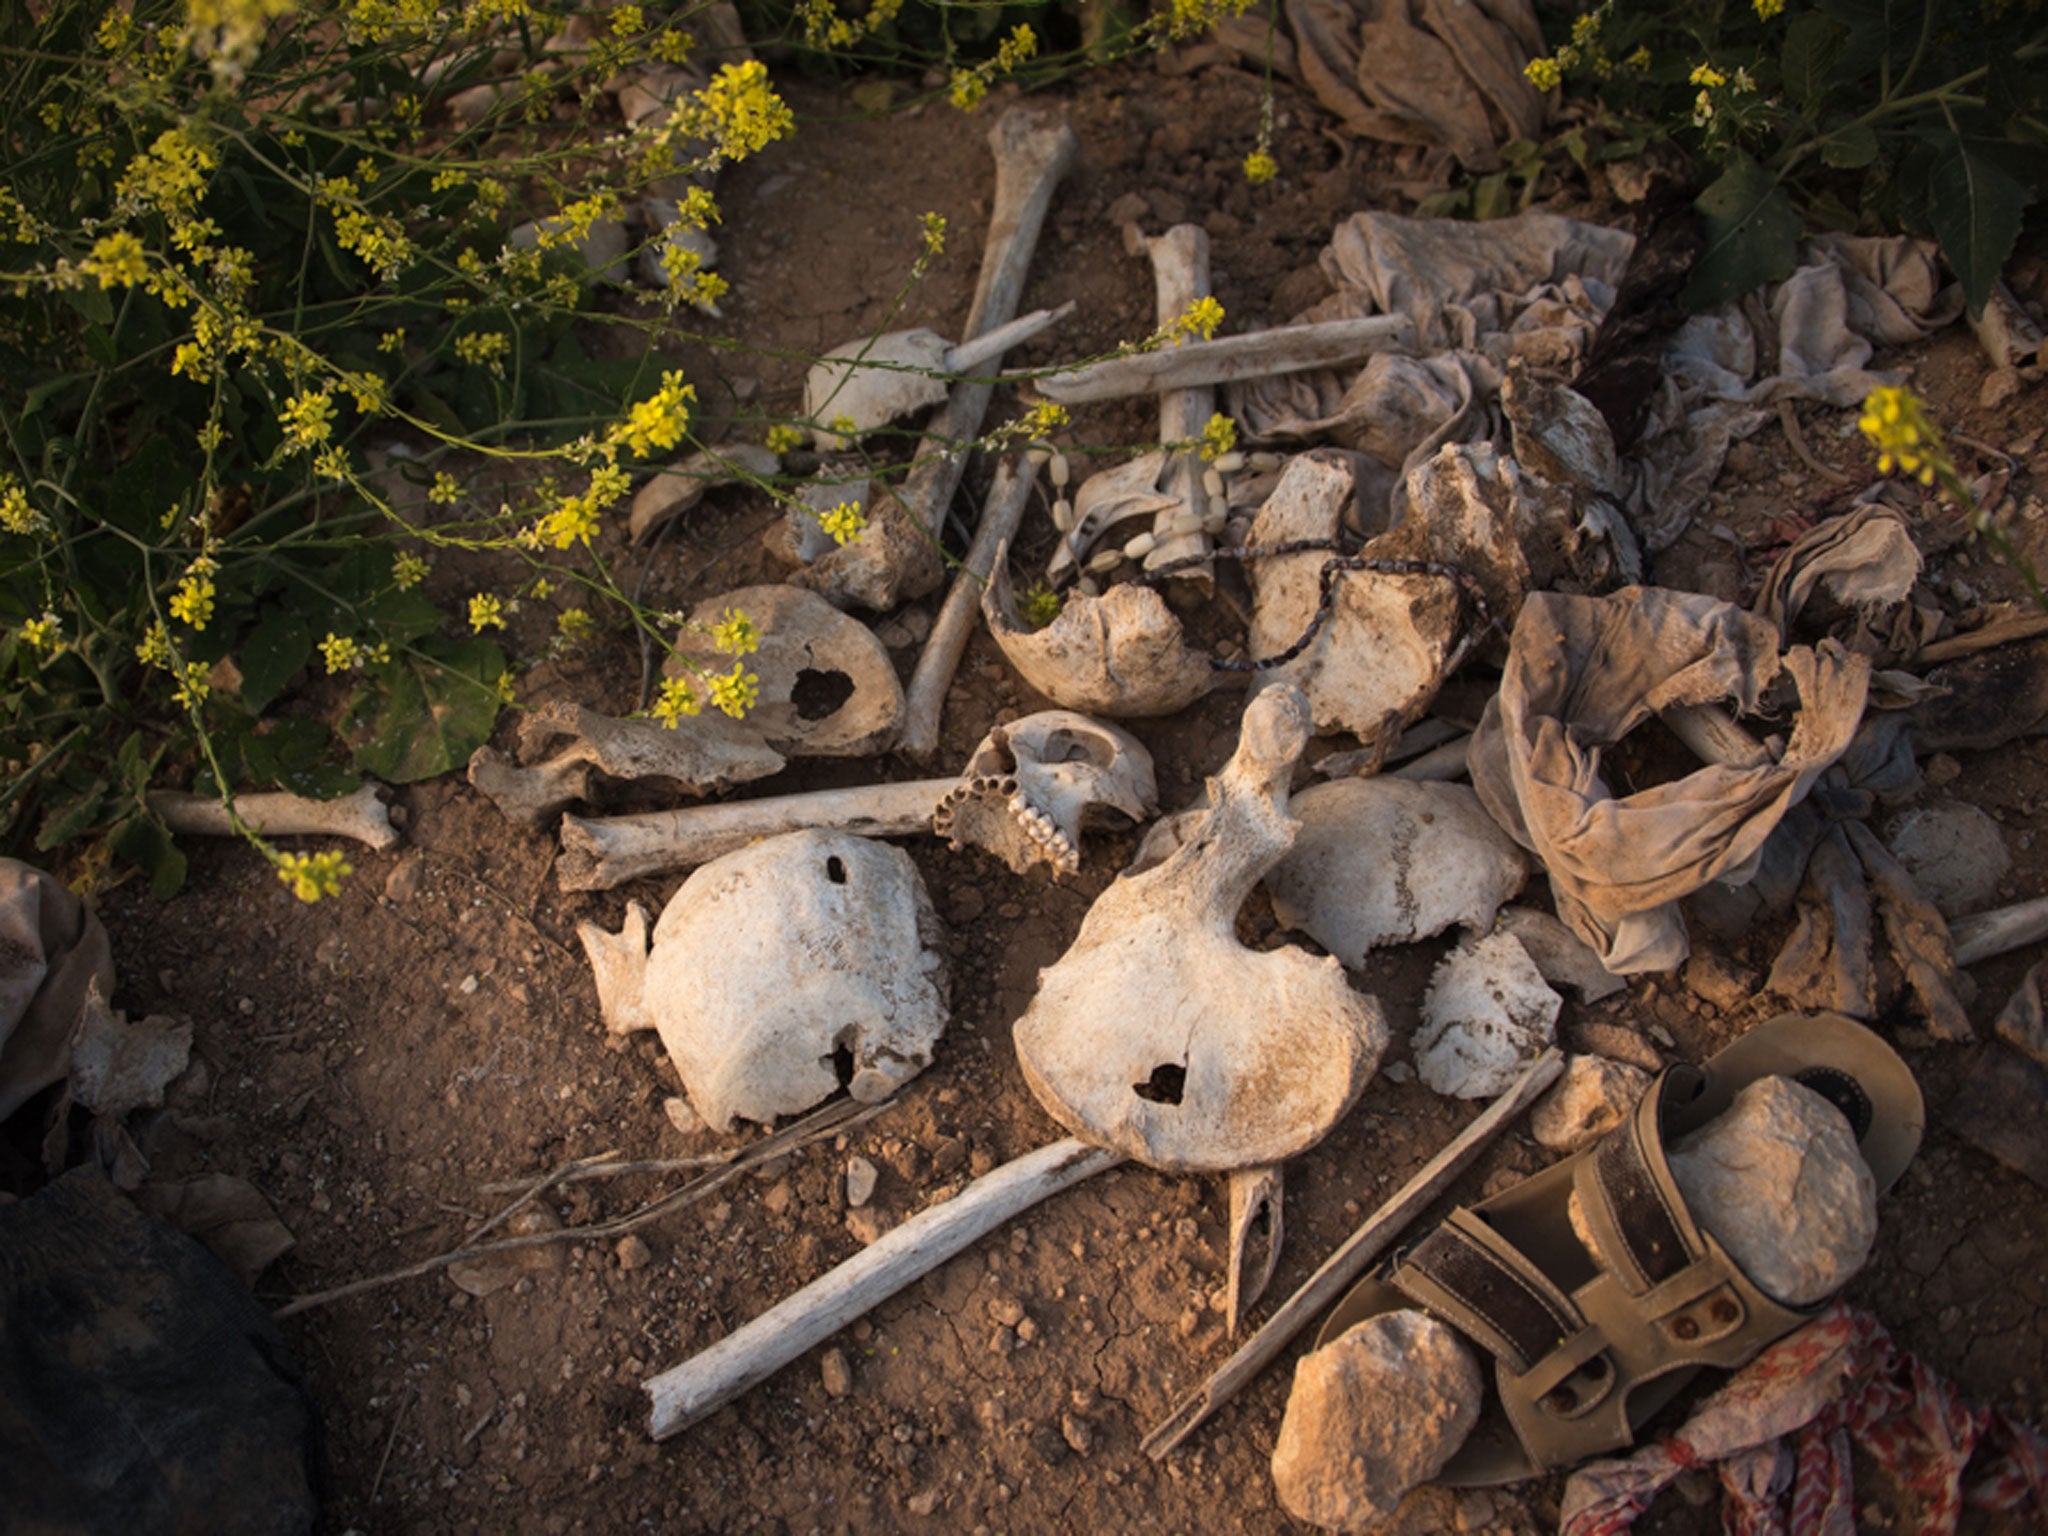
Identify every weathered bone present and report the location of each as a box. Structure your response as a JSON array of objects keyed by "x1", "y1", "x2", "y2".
[
  {"x1": 559, "y1": 780, "x2": 952, "y2": 891},
  {"x1": 469, "y1": 702, "x2": 785, "y2": 829},
  {"x1": 795, "y1": 109, "x2": 1078, "y2": 612},
  {"x1": 899, "y1": 456, "x2": 1036, "y2": 762},
  {"x1": 644, "y1": 1138, "x2": 1121, "y2": 1439},
  {"x1": 1013, "y1": 686, "x2": 1390, "y2": 1171},
  {"x1": 1019, "y1": 317, "x2": 1415, "y2": 405},
  {"x1": 149, "y1": 783, "x2": 401, "y2": 850},
  {"x1": 932, "y1": 712, "x2": 1156, "y2": 877},
  {"x1": 984, "y1": 537, "x2": 1217, "y2": 717},
  {"x1": 1226, "y1": 1163, "x2": 1283, "y2": 1335},
  {"x1": 629, "y1": 443, "x2": 780, "y2": 544},
  {"x1": 1141, "y1": 224, "x2": 1218, "y2": 588},
  {"x1": 802, "y1": 305, "x2": 1074, "y2": 449},
  {"x1": 1046, "y1": 451, "x2": 1178, "y2": 586},
  {"x1": 1953, "y1": 896, "x2": 2048, "y2": 966}
]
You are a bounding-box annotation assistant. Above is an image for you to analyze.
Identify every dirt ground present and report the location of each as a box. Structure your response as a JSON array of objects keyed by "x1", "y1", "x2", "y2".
[{"x1": 76, "y1": 46, "x2": 2048, "y2": 1536}]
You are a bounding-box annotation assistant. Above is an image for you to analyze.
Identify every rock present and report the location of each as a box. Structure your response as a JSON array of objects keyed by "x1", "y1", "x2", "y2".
[
  {"x1": 615, "y1": 1234, "x2": 652, "y2": 1271},
  {"x1": 1682, "y1": 948, "x2": 1758, "y2": 1013},
  {"x1": 1060, "y1": 1412, "x2": 1094, "y2": 1456},
  {"x1": 1412, "y1": 934, "x2": 1561, "y2": 1099},
  {"x1": 1668, "y1": 1075, "x2": 1877, "y2": 1306},
  {"x1": 1885, "y1": 801, "x2": 2010, "y2": 918},
  {"x1": 508, "y1": 214, "x2": 632, "y2": 286},
  {"x1": 382, "y1": 853, "x2": 425, "y2": 902},
  {"x1": 846, "y1": 1207, "x2": 888, "y2": 1246},
  {"x1": 1271, "y1": 1310, "x2": 1484, "y2": 1532},
  {"x1": 845, "y1": 1156, "x2": 878, "y2": 1208},
  {"x1": 820, "y1": 1347, "x2": 853, "y2": 1398},
  {"x1": 663, "y1": 1095, "x2": 701, "y2": 1135},
  {"x1": 1495, "y1": 907, "x2": 1626, "y2": 1002},
  {"x1": 1530, "y1": 1054, "x2": 1649, "y2": 1153},
  {"x1": 906, "y1": 1489, "x2": 940, "y2": 1516},
  {"x1": 1264, "y1": 779, "x2": 1528, "y2": 962},
  {"x1": 447, "y1": 1208, "x2": 565, "y2": 1297},
  {"x1": 1567, "y1": 1020, "x2": 1664, "y2": 1073}
]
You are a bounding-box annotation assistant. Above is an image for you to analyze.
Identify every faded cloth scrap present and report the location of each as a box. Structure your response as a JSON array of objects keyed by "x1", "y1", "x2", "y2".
[
  {"x1": 1560, "y1": 1304, "x2": 2048, "y2": 1536},
  {"x1": 0, "y1": 858, "x2": 113, "y2": 1123},
  {"x1": 1468, "y1": 588, "x2": 1869, "y2": 974}
]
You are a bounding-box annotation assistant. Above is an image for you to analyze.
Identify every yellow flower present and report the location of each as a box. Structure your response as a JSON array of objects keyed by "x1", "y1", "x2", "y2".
[
  {"x1": 1754, "y1": 0, "x2": 1784, "y2": 15},
  {"x1": 1690, "y1": 62, "x2": 1727, "y2": 88},
  {"x1": 819, "y1": 501, "x2": 867, "y2": 545},
  {"x1": 1626, "y1": 45, "x2": 1651, "y2": 71},
  {"x1": 169, "y1": 573, "x2": 215, "y2": 628},
  {"x1": 428, "y1": 472, "x2": 461, "y2": 505},
  {"x1": 558, "y1": 608, "x2": 597, "y2": 643},
  {"x1": 765, "y1": 424, "x2": 804, "y2": 455},
  {"x1": 20, "y1": 611, "x2": 61, "y2": 651},
  {"x1": 279, "y1": 389, "x2": 335, "y2": 452},
  {"x1": 320, "y1": 632, "x2": 364, "y2": 673},
  {"x1": 1524, "y1": 56, "x2": 1562, "y2": 91},
  {"x1": 949, "y1": 71, "x2": 987, "y2": 112},
  {"x1": 1858, "y1": 386, "x2": 1950, "y2": 489},
  {"x1": 1169, "y1": 296, "x2": 1225, "y2": 344},
  {"x1": 468, "y1": 592, "x2": 506, "y2": 631},
  {"x1": 711, "y1": 607, "x2": 760, "y2": 656},
  {"x1": 83, "y1": 230, "x2": 148, "y2": 288},
  {"x1": 276, "y1": 849, "x2": 351, "y2": 903},
  {"x1": 708, "y1": 662, "x2": 759, "y2": 718},
  {"x1": 617, "y1": 371, "x2": 696, "y2": 457},
  {"x1": 691, "y1": 61, "x2": 794, "y2": 160},
  {"x1": 136, "y1": 623, "x2": 173, "y2": 667},
  {"x1": 650, "y1": 675, "x2": 699, "y2": 726},
  {"x1": 392, "y1": 550, "x2": 428, "y2": 588},
  {"x1": 0, "y1": 477, "x2": 47, "y2": 536},
  {"x1": 995, "y1": 22, "x2": 1037, "y2": 70},
  {"x1": 1020, "y1": 401, "x2": 1069, "y2": 439},
  {"x1": 454, "y1": 331, "x2": 511, "y2": 371},
  {"x1": 1243, "y1": 150, "x2": 1278, "y2": 186},
  {"x1": 315, "y1": 446, "x2": 350, "y2": 480},
  {"x1": 171, "y1": 659, "x2": 211, "y2": 709},
  {"x1": 610, "y1": 2, "x2": 643, "y2": 35},
  {"x1": 1199, "y1": 412, "x2": 1238, "y2": 462},
  {"x1": 920, "y1": 212, "x2": 947, "y2": 258}
]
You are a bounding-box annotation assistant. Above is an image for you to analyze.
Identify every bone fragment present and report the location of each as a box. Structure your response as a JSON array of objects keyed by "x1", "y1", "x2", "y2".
[
  {"x1": 1226, "y1": 1164, "x2": 1283, "y2": 1336},
  {"x1": 1953, "y1": 896, "x2": 2048, "y2": 966},
  {"x1": 940, "y1": 303, "x2": 1075, "y2": 375},
  {"x1": 899, "y1": 456, "x2": 1037, "y2": 763},
  {"x1": 149, "y1": 783, "x2": 401, "y2": 851},
  {"x1": 795, "y1": 108, "x2": 1076, "y2": 611},
  {"x1": 1021, "y1": 317, "x2": 1414, "y2": 405},
  {"x1": 1387, "y1": 733, "x2": 1474, "y2": 782},
  {"x1": 645, "y1": 1137, "x2": 1121, "y2": 1438},
  {"x1": 557, "y1": 780, "x2": 954, "y2": 891},
  {"x1": 1142, "y1": 225, "x2": 1215, "y2": 589},
  {"x1": 1662, "y1": 703, "x2": 1774, "y2": 771},
  {"x1": 1141, "y1": 1048, "x2": 1564, "y2": 1460}
]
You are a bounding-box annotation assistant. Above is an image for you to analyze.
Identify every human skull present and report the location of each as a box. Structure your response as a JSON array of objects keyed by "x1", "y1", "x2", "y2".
[
  {"x1": 933, "y1": 712, "x2": 1158, "y2": 876},
  {"x1": 578, "y1": 829, "x2": 950, "y2": 1133}
]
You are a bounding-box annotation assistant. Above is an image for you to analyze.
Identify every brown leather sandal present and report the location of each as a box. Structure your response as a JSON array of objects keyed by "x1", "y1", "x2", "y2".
[{"x1": 1317, "y1": 1012, "x2": 1924, "y2": 1484}]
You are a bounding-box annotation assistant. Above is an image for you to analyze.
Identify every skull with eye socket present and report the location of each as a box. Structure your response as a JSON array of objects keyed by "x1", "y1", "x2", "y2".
[{"x1": 933, "y1": 711, "x2": 1158, "y2": 877}]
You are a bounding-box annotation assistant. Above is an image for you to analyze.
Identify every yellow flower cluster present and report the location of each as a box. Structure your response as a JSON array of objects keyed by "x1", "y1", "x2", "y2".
[
  {"x1": 1161, "y1": 0, "x2": 1254, "y2": 41},
  {"x1": 920, "y1": 212, "x2": 947, "y2": 258},
  {"x1": 468, "y1": 592, "x2": 505, "y2": 631},
  {"x1": 279, "y1": 389, "x2": 335, "y2": 452},
  {"x1": 685, "y1": 62, "x2": 795, "y2": 161},
  {"x1": 276, "y1": 849, "x2": 351, "y2": 903},
  {"x1": 1243, "y1": 150, "x2": 1278, "y2": 186},
  {"x1": 169, "y1": 556, "x2": 218, "y2": 629},
  {"x1": 320, "y1": 632, "x2": 363, "y2": 673},
  {"x1": 1858, "y1": 386, "x2": 1952, "y2": 489},
  {"x1": 1, "y1": 476, "x2": 48, "y2": 537},
  {"x1": 711, "y1": 608, "x2": 760, "y2": 656},
  {"x1": 798, "y1": 0, "x2": 903, "y2": 50},
  {"x1": 558, "y1": 608, "x2": 597, "y2": 643},
  {"x1": 651, "y1": 675, "x2": 700, "y2": 726},
  {"x1": 536, "y1": 462, "x2": 630, "y2": 548},
  {"x1": 615, "y1": 371, "x2": 696, "y2": 458},
  {"x1": 20, "y1": 612, "x2": 61, "y2": 652},
  {"x1": 1166, "y1": 296, "x2": 1225, "y2": 344},
  {"x1": 454, "y1": 331, "x2": 511, "y2": 371},
  {"x1": 819, "y1": 501, "x2": 867, "y2": 545},
  {"x1": 392, "y1": 550, "x2": 428, "y2": 588},
  {"x1": 708, "y1": 663, "x2": 759, "y2": 718},
  {"x1": 1200, "y1": 413, "x2": 1238, "y2": 462},
  {"x1": 949, "y1": 24, "x2": 1038, "y2": 112},
  {"x1": 1754, "y1": 0, "x2": 1785, "y2": 16},
  {"x1": 765, "y1": 424, "x2": 804, "y2": 455},
  {"x1": 82, "y1": 231, "x2": 148, "y2": 288}
]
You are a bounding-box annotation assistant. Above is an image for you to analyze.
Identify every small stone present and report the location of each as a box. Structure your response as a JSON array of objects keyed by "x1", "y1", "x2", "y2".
[
  {"x1": 383, "y1": 854, "x2": 425, "y2": 903},
  {"x1": 905, "y1": 1489, "x2": 939, "y2": 1517},
  {"x1": 986, "y1": 1292, "x2": 1026, "y2": 1328},
  {"x1": 820, "y1": 1347, "x2": 853, "y2": 1397},
  {"x1": 1886, "y1": 801, "x2": 2011, "y2": 919},
  {"x1": 1015, "y1": 1317, "x2": 1038, "y2": 1344},
  {"x1": 846, "y1": 1207, "x2": 888, "y2": 1246},
  {"x1": 1682, "y1": 949, "x2": 1758, "y2": 1014},
  {"x1": 1413, "y1": 934, "x2": 1561, "y2": 1098},
  {"x1": 1271, "y1": 1310, "x2": 1483, "y2": 1532},
  {"x1": 1668, "y1": 1075, "x2": 1877, "y2": 1306},
  {"x1": 1061, "y1": 1413, "x2": 1094, "y2": 1455},
  {"x1": 1569, "y1": 1021, "x2": 1665, "y2": 1073},
  {"x1": 845, "y1": 1156, "x2": 879, "y2": 1208},
  {"x1": 615, "y1": 1234, "x2": 652, "y2": 1271},
  {"x1": 763, "y1": 1180, "x2": 794, "y2": 1216},
  {"x1": 1981, "y1": 368, "x2": 2023, "y2": 411},
  {"x1": 1104, "y1": 191, "x2": 1150, "y2": 227},
  {"x1": 662, "y1": 1096, "x2": 701, "y2": 1135},
  {"x1": 1530, "y1": 1054, "x2": 1650, "y2": 1153},
  {"x1": 949, "y1": 885, "x2": 987, "y2": 923}
]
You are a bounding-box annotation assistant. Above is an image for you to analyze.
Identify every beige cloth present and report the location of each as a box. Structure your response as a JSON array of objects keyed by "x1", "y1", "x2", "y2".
[
  {"x1": 1469, "y1": 588, "x2": 1870, "y2": 973},
  {"x1": 0, "y1": 859, "x2": 113, "y2": 1123}
]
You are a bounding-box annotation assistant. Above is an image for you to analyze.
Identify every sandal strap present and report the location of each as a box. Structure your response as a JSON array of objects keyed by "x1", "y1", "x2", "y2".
[
  {"x1": 1572, "y1": 1066, "x2": 1711, "y2": 1296},
  {"x1": 1391, "y1": 1208, "x2": 1587, "y2": 1375}
]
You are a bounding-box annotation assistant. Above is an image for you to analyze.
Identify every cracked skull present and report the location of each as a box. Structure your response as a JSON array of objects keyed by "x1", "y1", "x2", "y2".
[{"x1": 932, "y1": 711, "x2": 1158, "y2": 877}]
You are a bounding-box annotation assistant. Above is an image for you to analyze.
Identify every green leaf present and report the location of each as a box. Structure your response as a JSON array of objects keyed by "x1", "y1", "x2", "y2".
[
  {"x1": 239, "y1": 609, "x2": 312, "y2": 713},
  {"x1": 1472, "y1": 173, "x2": 1515, "y2": 222},
  {"x1": 1821, "y1": 121, "x2": 1879, "y2": 169},
  {"x1": 111, "y1": 813, "x2": 187, "y2": 901},
  {"x1": 1781, "y1": 13, "x2": 1847, "y2": 113},
  {"x1": 35, "y1": 782, "x2": 106, "y2": 852},
  {"x1": 1925, "y1": 130, "x2": 2034, "y2": 318},
  {"x1": 1684, "y1": 155, "x2": 1804, "y2": 311},
  {"x1": 342, "y1": 636, "x2": 505, "y2": 783}
]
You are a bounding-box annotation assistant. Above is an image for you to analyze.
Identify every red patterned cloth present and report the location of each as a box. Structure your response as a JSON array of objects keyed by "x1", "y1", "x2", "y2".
[{"x1": 1559, "y1": 1304, "x2": 2048, "y2": 1536}]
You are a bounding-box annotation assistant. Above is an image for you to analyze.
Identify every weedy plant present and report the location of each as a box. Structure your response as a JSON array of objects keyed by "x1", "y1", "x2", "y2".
[{"x1": 1521, "y1": 0, "x2": 2048, "y2": 314}]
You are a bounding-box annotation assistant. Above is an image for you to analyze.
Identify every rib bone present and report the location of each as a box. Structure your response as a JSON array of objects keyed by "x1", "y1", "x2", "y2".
[
  {"x1": 150, "y1": 783, "x2": 401, "y2": 850},
  {"x1": 1019, "y1": 317, "x2": 1415, "y2": 404}
]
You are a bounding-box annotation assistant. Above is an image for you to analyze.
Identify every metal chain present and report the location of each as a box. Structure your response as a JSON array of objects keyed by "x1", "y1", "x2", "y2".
[{"x1": 1130, "y1": 539, "x2": 1500, "y2": 673}]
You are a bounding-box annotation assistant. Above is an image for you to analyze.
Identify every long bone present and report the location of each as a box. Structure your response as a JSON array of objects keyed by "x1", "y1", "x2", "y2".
[
  {"x1": 149, "y1": 783, "x2": 401, "y2": 850},
  {"x1": 1017, "y1": 316, "x2": 1414, "y2": 405},
  {"x1": 1143, "y1": 225, "x2": 1218, "y2": 589},
  {"x1": 899, "y1": 455, "x2": 1037, "y2": 763},
  {"x1": 796, "y1": 108, "x2": 1078, "y2": 612}
]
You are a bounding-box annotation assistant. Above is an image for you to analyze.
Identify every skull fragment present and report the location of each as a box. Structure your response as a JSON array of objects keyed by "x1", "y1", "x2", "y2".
[{"x1": 933, "y1": 712, "x2": 1158, "y2": 876}]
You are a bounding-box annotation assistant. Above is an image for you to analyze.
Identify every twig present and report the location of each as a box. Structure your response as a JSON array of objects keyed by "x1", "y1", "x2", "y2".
[
  {"x1": 369, "y1": 1385, "x2": 416, "y2": 1505},
  {"x1": 272, "y1": 1098, "x2": 887, "y2": 1320},
  {"x1": 477, "y1": 1152, "x2": 735, "y2": 1194},
  {"x1": 1777, "y1": 399, "x2": 1851, "y2": 484},
  {"x1": 465, "y1": 1146, "x2": 622, "y2": 1244},
  {"x1": 1140, "y1": 1049, "x2": 1565, "y2": 1460}
]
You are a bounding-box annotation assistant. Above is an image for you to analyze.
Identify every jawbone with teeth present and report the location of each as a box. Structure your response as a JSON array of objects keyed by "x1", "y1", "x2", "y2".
[{"x1": 932, "y1": 711, "x2": 1157, "y2": 878}]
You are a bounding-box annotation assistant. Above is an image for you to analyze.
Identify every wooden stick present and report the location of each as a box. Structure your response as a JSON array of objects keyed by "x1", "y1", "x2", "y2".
[
  {"x1": 899, "y1": 456, "x2": 1036, "y2": 763},
  {"x1": 1139, "y1": 1048, "x2": 1564, "y2": 1460},
  {"x1": 644, "y1": 1137, "x2": 1122, "y2": 1439},
  {"x1": 1020, "y1": 317, "x2": 1413, "y2": 405}
]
